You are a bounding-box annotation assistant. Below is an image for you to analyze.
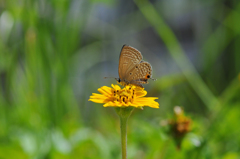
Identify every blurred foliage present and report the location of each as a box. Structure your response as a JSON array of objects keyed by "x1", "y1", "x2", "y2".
[{"x1": 0, "y1": 0, "x2": 240, "y2": 158}]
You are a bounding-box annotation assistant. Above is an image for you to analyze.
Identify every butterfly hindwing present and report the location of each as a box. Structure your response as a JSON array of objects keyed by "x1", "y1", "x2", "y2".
[{"x1": 125, "y1": 61, "x2": 152, "y2": 87}]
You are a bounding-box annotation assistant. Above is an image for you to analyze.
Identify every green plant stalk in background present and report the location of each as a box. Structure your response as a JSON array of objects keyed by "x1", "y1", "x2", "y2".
[
  {"x1": 135, "y1": 0, "x2": 219, "y2": 111},
  {"x1": 115, "y1": 107, "x2": 134, "y2": 159}
]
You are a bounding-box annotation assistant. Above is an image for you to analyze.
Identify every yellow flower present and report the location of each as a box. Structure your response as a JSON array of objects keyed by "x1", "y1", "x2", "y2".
[
  {"x1": 169, "y1": 106, "x2": 191, "y2": 135},
  {"x1": 89, "y1": 84, "x2": 159, "y2": 108}
]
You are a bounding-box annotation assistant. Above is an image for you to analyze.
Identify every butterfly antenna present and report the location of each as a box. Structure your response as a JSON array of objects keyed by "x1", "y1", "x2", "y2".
[
  {"x1": 104, "y1": 77, "x2": 117, "y2": 80},
  {"x1": 104, "y1": 77, "x2": 120, "y2": 83},
  {"x1": 151, "y1": 78, "x2": 157, "y2": 81}
]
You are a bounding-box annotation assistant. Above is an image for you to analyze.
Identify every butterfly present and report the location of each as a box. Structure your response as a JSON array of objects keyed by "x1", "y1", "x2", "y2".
[{"x1": 115, "y1": 45, "x2": 154, "y2": 88}]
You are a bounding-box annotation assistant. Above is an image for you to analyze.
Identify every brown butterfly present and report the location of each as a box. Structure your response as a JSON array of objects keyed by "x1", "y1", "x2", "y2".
[{"x1": 115, "y1": 45, "x2": 154, "y2": 88}]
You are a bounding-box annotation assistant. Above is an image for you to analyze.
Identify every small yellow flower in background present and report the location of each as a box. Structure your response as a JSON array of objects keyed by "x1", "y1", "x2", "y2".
[
  {"x1": 168, "y1": 106, "x2": 191, "y2": 149},
  {"x1": 89, "y1": 84, "x2": 159, "y2": 108},
  {"x1": 169, "y1": 106, "x2": 191, "y2": 135},
  {"x1": 161, "y1": 106, "x2": 192, "y2": 150}
]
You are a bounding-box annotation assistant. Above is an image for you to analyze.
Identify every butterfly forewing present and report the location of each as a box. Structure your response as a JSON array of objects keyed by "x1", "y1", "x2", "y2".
[{"x1": 118, "y1": 45, "x2": 143, "y2": 80}]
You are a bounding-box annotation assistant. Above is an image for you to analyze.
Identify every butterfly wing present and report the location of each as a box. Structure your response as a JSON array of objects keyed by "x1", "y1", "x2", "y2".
[
  {"x1": 125, "y1": 61, "x2": 153, "y2": 87},
  {"x1": 118, "y1": 45, "x2": 143, "y2": 80}
]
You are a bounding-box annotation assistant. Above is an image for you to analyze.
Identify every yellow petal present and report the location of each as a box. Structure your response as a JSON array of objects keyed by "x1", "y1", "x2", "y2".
[
  {"x1": 135, "y1": 90, "x2": 147, "y2": 97},
  {"x1": 89, "y1": 98, "x2": 106, "y2": 103},
  {"x1": 112, "y1": 84, "x2": 121, "y2": 90},
  {"x1": 98, "y1": 86, "x2": 112, "y2": 97}
]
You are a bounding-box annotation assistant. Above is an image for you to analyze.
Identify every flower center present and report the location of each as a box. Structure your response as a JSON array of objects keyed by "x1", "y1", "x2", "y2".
[{"x1": 112, "y1": 86, "x2": 135, "y2": 104}]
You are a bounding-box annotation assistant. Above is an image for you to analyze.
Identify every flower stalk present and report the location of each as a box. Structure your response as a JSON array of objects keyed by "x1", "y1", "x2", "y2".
[{"x1": 115, "y1": 107, "x2": 134, "y2": 159}]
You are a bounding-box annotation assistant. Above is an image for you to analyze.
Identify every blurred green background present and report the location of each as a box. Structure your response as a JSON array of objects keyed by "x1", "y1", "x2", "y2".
[{"x1": 0, "y1": 0, "x2": 240, "y2": 158}]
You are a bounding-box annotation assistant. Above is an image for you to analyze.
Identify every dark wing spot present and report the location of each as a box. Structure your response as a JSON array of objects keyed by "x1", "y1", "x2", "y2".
[
  {"x1": 130, "y1": 72, "x2": 132, "y2": 75},
  {"x1": 136, "y1": 66, "x2": 138, "y2": 68}
]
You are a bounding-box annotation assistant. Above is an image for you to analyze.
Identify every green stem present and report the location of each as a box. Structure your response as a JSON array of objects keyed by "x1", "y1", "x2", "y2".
[
  {"x1": 115, "y1": 107, "x2": 134, "y2": 159},
  {"x1": 120, "y1": 116, "x2": 128, "y2": 159},
  {"x1": 134, "y1": 0, "x2": 219, "y2": 111}
]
